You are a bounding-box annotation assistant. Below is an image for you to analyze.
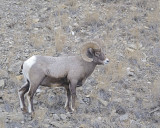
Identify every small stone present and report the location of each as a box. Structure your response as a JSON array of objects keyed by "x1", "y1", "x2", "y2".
[
  {"x1": 98, "y1": 117, "x2": 102, "y2": 120},
  {"x1": 60, "y1": 114, "x2": 67, "y2": 120},
  {"x1": 151, "y1": 8, "x2": 154, "y2": 11},
  {"x1": 53, "y1": 114, "x2": 60, "y2": 121},
  {"x1": 28, "y1": 125, "x2": 32, "y2": 128},
  {"x1": 33, "y1": 100, "x2": 38, "y2": 105},
  {"x1": 8, "y1": 61, "x2": 23, "y2": 74},
  {"x1": 21, "y1": 121, "x2": 24, "y2": 124},
  {"x1": 0, "y1": 79, "x2": 5, "y2": 89},
  {"x1": 126, "y1": 48, "x2": 135, "y2": 52},
  {"x1": 0, "y1": 69, "x2": 8, "y2": 78},
  {"x1": 5, "y1": 118, "x2": 10, "y2": 123},
  {"x1": 32, "y1": 18, "x2": 39, "y2": 23},
  {"x1": 127, "y1": 67, "x2": 134, "y2": 76},
  {"x1": 119, "y1": 114, "x2": 128, "y2": 121},
  {"x1": 116, "y1": 106, "x2": 126, "y2": 115},
  {"x1": 0, "y1": 97, "x2": 3, "y2": 104},
  {"x1": 16, "y1": 75, "x2": 23, "y2": 81},
  {"x1": 71, "y1": 31, "x2": 75, "y2": 35},
  {"x1": 43, "y1": 124, "x2": 50, "y2": 127},
  {"x1": 130, "y1": 6, "x2": 137, "y2": 11}
]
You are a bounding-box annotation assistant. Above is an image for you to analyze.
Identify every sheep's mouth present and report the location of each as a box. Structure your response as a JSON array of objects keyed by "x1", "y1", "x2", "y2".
[{"x1": 103, "y1": 59, "x2": 109, "y2": 65}]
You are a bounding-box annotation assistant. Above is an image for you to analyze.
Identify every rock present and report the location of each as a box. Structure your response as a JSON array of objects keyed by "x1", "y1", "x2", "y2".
[
  {"x1": 0, "y1": 69, "x2": 8, "y2": 78},
  {"x1": 60, "y1": 114, "x2": 67, "y2": 120},
  {"x1": 0, "y1": 97, "x2": 4, "y2": 104},
  {"x1": 16, "y1": 75, "x2": 23, "y2": 81},
  {"x1": 0, "y1": 79, "x2": 5, "y2": 89},
  {"x1": 8, "y1": 61, "x2": 23, "y2": 74},
  {"x1": 52, "y1": 114, "x2": 60, "y2": 121},
  {"x1": 27, "y1": 125, "x2": 33, "y2": 128},
  {"x1": 119, "y1": 114, "x2": 129, "y2": 121},
  {"x1": 98, "y1": 98, "x2": 108, "y2": 106},
  {"x1": 130, "y1": 120, "x2": 142, "y2": 128},
  {"x1": 116, "y1": 106, "x2": 126, "y2": 115},
  {"x1": 32, "y1": 18, "x2": 39, "y2": 23},
  {"x1": 43, "y1": 124, "x2": 50, "y2": 128},
  {"x1": 49, "y1": 121, "x2": 61, "y2": 127},
  {"x1": 4, "y1": 102, "x2": 13, "y2": 112},
  {"x1": 98, "y1": 89, "x2": 111, "y2": 101},
  {"x1": 21, "y1": 121, "x2": 24, "y2": 124},
  {"x1": 127, "y1": 67, "x2": 135, "y2": 76}
]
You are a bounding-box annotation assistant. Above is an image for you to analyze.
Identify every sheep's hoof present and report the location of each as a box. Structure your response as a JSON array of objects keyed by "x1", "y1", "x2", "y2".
[
  {"x1": 21, "y1": 107, "x2": 27, "y2": 113},
  {"x1": 71, "y1": 108, "x2": 75, "y2": 112},
  {"x1": 68, "y1": 107, "x2": 75, "y2": 113},
  {"x1": 31, "y1": 112, "x2": 35, "y2": 119}
]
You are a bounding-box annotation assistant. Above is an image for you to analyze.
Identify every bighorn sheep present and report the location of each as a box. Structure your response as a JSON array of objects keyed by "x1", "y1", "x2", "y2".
[{"x1": 18, "y1": 42, "x2": 109, "y2": 116}]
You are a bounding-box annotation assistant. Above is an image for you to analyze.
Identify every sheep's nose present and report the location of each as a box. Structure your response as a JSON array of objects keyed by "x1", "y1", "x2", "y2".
[{"x1": 104, "y1": 59, "x2": 109, "y2": 64}]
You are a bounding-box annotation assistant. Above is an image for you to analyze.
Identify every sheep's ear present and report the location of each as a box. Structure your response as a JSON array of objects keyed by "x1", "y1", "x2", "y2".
[{"x1": 87, "y1": 48, "x2": 94, "y2": 58}]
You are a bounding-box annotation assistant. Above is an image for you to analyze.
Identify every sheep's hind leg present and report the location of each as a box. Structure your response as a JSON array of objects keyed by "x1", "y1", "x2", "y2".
[
  {"x1": 26, "y1": 75, "x2": 46, "y2": 118},
  {"x1": 18, "y1": 82, "x2": 29, "y2": 113},
  {"x1": 26, "y1": 83, "x2": 40, "y2": 117},
  {"x1": 64, "y1": 86, "x2": 71, "y2": 111}
]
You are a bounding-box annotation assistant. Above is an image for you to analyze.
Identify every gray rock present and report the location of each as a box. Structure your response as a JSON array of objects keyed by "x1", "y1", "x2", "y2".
[
  {"x1": 4, "y1": 102, "x2": 13, "y2": 112},
  {"x1": 8, "y1": 61, "x2": 23, "y2": 74},
  {"x1": 0, "y1": 69, "x2": 8, "y2": 78},
  {"x1": 60, "y1": 114, "x2": 67, "y2": 120},
  {"x1": 127, "y1": 67, "x2": 135, "y2": 76},
  {"x1": 0, "y1": 97, "x2": 3, "y2": 104},
  {"x1": 98, "y1": 89, "x2": 111, "y2": 101},
  {"x1": 116, "y1": 106, "x2": 126, "y2": 115},
  {"x1": 119, "y1": 114, "x2": 129, "y2": 121},
  {"x1": 52, "y1": 114, "x2": 60, "y2": 121},
  {"x1": 0, "y1": 79, "x2": 5, "y2": 89}
]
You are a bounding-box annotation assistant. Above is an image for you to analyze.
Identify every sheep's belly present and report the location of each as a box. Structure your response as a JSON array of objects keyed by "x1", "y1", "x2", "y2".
[{"x1": 40, "y1": 76, "x2": 68, "y2": 87}]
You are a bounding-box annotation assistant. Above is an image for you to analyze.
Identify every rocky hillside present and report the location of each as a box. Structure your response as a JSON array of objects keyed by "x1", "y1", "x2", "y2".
[{"x1": 0, "y1": 0, "x2": 160, "y2": 127}]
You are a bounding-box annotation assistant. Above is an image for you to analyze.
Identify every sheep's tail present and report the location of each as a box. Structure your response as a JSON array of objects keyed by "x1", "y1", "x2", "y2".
[{"x1": 19, "y1": 62, "x2": 24, "y2": 75}]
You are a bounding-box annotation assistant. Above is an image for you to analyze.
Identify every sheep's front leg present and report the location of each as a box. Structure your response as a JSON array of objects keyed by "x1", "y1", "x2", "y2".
[{"x1": 70, "y1": 82, "x2": 77, "y2": 112}]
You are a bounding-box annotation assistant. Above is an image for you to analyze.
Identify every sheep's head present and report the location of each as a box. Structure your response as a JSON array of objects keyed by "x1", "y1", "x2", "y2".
[{"x1": 81, "y1": 42, "x2": 109, "y2": 65}]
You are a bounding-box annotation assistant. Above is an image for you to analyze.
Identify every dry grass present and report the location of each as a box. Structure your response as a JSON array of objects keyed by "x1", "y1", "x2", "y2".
[
  {"x1": 30, "y1": 33, "x2": 44, "y2": 48},
  {"x1": 146, "y1": 9, "x2": 159, "y2": 23},
  {"x1": 152, "y1": 77, "x2": 160, "y2": 102},
  {"x1": 54, "y1": 27, "x2": 67, "y2": 53},
  {"x1": 84, "y1": 11, "x2": 100, "y2": 26}
]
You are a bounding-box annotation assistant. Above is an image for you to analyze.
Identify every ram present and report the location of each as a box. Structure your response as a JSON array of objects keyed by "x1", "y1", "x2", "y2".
[{"x1": 18, "y1": 42, "x2": 109, "y2": 116}]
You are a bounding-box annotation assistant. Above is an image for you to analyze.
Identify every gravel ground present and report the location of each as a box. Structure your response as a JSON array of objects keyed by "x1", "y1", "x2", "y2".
[{"x1": 0, "y1": 0, "x2": 160, "y2": 128}]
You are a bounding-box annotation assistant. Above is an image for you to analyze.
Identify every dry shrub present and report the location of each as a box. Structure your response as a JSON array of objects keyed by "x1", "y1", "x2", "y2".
[
  {"x1": 146, "y1": 10, "x2": 159, "y2": 23},
  {"x1": 152, "y1": 77, "x2": 160, "y2": 103},
  {"x1": 65, "y1": 0, "x2": 77, "y2": 7},
  {"x1": 61, "y1": 13, "x2": 70, "y2": 26},
  {"x1": 129, "y1": 27, "x2": 140, "y2": 38},
  {"x1": 84, "y1": 11, "x2": 100, "y2": 26},
  {"x1": 125, "y1": 48, "x2": 144, "y2": 61},
  {"x1": 54, "y1": 27, "x2": 66, "y2": 53},
  {"x1": 30, "y1": 33, "x2": 44, "y2": 48},
  {"x1": 25, "y1": 16, "x2": 33, "y2": 29}
]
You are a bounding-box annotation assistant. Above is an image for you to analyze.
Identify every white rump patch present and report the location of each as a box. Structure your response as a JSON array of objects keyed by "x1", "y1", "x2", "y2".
[
  {"x1": 23, "y1": 56, "x2": 37, "y2": 80},
  {"x1": 25, "y1": 56, "x2": 37, "y2": 68}
]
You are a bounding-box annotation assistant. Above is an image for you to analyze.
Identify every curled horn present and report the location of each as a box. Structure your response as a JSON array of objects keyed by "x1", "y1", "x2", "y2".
[{"x1": 81, "y1": 42, "x2": 100, "y2": 62}]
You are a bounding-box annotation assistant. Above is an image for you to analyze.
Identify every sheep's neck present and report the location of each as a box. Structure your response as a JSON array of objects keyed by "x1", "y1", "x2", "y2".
[{"x1": 85, "y1": 62, "x2": 96, "y2": 77}]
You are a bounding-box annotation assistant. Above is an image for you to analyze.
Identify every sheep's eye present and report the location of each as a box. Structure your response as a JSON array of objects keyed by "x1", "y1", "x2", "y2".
[{"x1": 95, "y1": 52, "x2": 100, "y2": 57}]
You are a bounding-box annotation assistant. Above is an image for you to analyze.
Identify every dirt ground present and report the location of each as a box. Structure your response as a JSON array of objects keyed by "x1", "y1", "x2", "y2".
[{"x1": 0, "y1": 0, "x2": 160, "y2": 127}]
